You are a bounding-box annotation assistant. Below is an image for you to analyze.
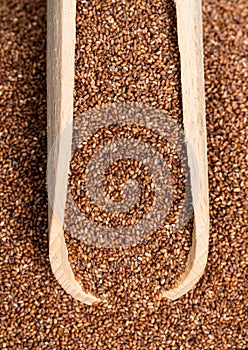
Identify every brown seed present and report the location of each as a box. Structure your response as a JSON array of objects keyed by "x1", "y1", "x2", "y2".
[{"x1": 0, "y1": 0, "x2": 247, "y2": 349}]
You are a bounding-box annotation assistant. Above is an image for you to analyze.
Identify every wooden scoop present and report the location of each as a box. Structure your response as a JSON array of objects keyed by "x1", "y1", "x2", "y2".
[{"x1": 47, "y1": 0, "x2": 209, "y2": 305}]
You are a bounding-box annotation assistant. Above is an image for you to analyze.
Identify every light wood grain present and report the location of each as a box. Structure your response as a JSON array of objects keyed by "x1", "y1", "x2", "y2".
[
  {"x1": 47, "y1": 0, "x2": 100, "y2": 305},
  {"x1": 47, "y1": 0, "x2": 209, "y2": 304},
  {"x1": 161, "y1": 0, "x2": 209, "y2": 300}
]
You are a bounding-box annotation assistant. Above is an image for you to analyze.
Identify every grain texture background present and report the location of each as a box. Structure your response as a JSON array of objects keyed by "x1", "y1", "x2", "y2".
[{"x1": 0, "y1": 0, "x2": 247, "y2": 349}]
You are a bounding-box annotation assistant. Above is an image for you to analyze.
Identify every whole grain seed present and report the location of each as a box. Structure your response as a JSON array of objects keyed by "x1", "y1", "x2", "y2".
[
  {"x1": 0, "y1": 0, "x2": 247, "y2": 349},
  {"x1": 65, "y1": 0, "x2": 192, "y2": 303}
]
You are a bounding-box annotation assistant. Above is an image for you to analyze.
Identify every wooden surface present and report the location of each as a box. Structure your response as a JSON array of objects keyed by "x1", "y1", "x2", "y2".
[
  {"x1": 47, "y1": 0, "x2": 209, "y2": 304},
  {"x1": 161, "y1": 0, "x2": 209, "y2": 300},
  {"x1": 47, "y1": 0, "x2": 100, "y2": 305}
]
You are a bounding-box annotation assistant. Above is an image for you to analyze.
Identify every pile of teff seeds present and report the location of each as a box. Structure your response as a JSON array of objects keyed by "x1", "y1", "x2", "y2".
[
  {"x1": 1, "y1": 0, "x2": 247, "y2": 349},
  {"x1": 65, "y1": 0, "x2": 193, "y2": 301}
]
